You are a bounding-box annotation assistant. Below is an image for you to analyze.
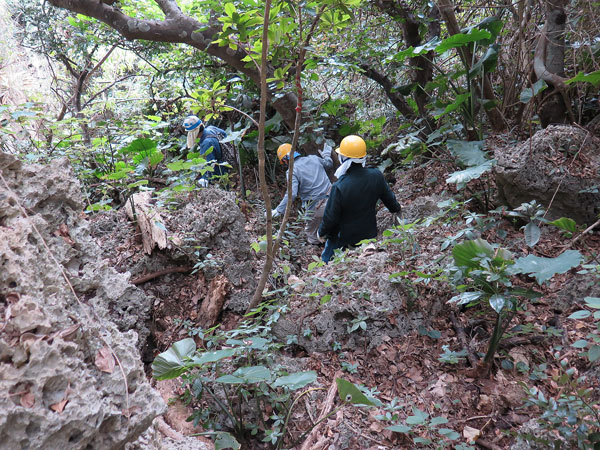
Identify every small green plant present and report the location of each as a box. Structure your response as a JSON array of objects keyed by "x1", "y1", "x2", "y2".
[
  {"x1": 438, "y1": 345, "x2": 467, "y2": 364},
  {"x1": 568, "y1": 296, "x2": 600, "y2": 363},
  {"x1": 447, "y1": 238, "x2": 583, "y2": 371},
  {"x1": 341, "y1": 361, "x2": 358, "y2": 374},
  {"x1": 152, "y1": 306, "x2": 319, "y2": 449},
  {"x1": 347, "y1": 315, "x2": 368, "y2": 333},
  {"x1": 520, "y1": 361, "x2": 600, "y2": 449}
]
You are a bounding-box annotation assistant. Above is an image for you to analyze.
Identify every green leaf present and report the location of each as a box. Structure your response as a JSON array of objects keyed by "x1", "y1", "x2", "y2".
[
  {"x1": 469, "y1": 44, "x2": 499, "y2": 77},
  {"x1": 549, "y1": 217, "x2": 577, "y2": 233},
  {"x1": 584, "y1": 297, "x2": 600, "y2": 309},
  {"x1": 406, "y1": 407, "x2": 429, "y2": 425},
  {"x1": 386, "y1": 424, "x2": 412, "y2": 433},
  {"x1": 272, "y1": 371, "x2": 317, "y2": 390},
  {"x1": 489, "y1": 294, "x2": 507, "y2": 314},
  {"x1": 216, "y1": 366, "x2": 271, "y2": 384},
  {"x1": 446, "y1": 160, "x2": 495, "y2": 189},
  {"x1": 448, "y1": 291, "x2": 483, "y2": 306},
  {"x1": 191, "y1": 348, "x2": 237, "y2": 365},
  {"x1": 571, "y1": 339, "x2": 589, "y2": 349},
  {"x1": 565, "y1": 70, "x2": 600, "y2": 86},
  {"x1": 438, "y1": 428, "x2": 460, "y2": 440},
  {"x1": 524, "y1": 222, "x2": 541, "y2": 247},
  {"x1": 152, "y1": 338, "x2": 196, "y2": 380},
  {"x1": 121, "y1": 138, "x2": 157, "y2": 155},
  {"x1": 568, "y1": 310, "x2": 591, "y2": 319},
  {"x1": 520, "y1": 80, "x2": 547, "y2": 103},
  {"x1": 511, "y1": 250, "x2": 584, "y2": 284},
  {"x1": 435, "y1": 29, "x2": 492, "y2": 53},
  {"x1": 214, "y1": 431, "x2": 241, "y2": 450},
  {"x1": 588, "y1": 345, "x2": 600, "y2": 362},
  {"x1": 452, "y1": 238, "x2": 513, "y2": 269},
  {"x1": 430, "y1": 416, "x2": 449, "y2": 426},
  {"x1": 336, "y1": 378, "x2": 377, "y2": 406},
  {"x1": 434, "y1": 93, "x2": 471, "y2": 119},
  {"x1": 447, "y1": 140, "x2": 487, "y2": 166}
]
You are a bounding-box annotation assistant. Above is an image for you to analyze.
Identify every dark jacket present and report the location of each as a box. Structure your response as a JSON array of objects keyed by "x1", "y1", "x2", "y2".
[
  {"x1": 198, "y1": 125, "x2": 227, "y2": 176},
  {"x1": 318, "y1": 164, "x2": 401, "y2": 247}
]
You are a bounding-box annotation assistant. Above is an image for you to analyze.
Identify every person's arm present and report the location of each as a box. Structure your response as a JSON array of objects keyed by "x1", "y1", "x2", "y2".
[
  {"x1": 318, "y1": 185, "x2": 341, "y2": 239},
  {"x1": 199, "y1": 138, "x2": 217, "y2": 162},
  {"x1": 379, "y1": 175, "x2": 402, "y2": 213},
  {"x1": 319, "y1": 143, "x2": 333, "y2": 170},
  {"x1": 275, "y1": 170, "x2": 299, "y2": 215}
]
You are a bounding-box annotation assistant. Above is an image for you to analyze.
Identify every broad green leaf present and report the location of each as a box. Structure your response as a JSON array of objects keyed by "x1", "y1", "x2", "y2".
[
  {"x1": 434, "y1": 93, "x2": 471, "y2": 119},
  {"x1": 565, "y1": 70, "x2": 600, "y2": 86},
  {"x1": 386, "y1": 424, "x2": 412, "y2": 433},
  {"x1": 121, "y1": 138, "x2": 157, "y2": 155},
  {"x1": 584, "y1": 297, "x2": 600, "y2": 309},
  {"x1": 435, "y1": 29, "x2": 492, "y2": 53},
  {"x1": 446, "y1": 160, "x2": 495, "y2": 189},
  {"x1": 568, "y1": 310, "x2": 591, "y2": 319},
  {"x1": 336, "y1": 378, "x2": 377, "y2": 406},
  {"x1": 414, "y1": 437, "x2": 432, "y2": 444},
  {"x1": 549, "y1": 217, "x2": 577, "y2": 233},
  {"x1": 571, "y1": 339, "x2": 588, "y2": 349},
  {"x1": 511, "y1": 250, "x2": 584, "y2": 284},
  {"x1": 452, "y1": 238, "x2": 513, "y2": 269},
  {"x1": 438, "y1": 428, "x2": 460, "y2": 440},
  {"x1": 588, "y1": 345, "x2": 600, "y2": 362},
  {"x1": 447, "y1": 140, "x2": 487, "y2": 166},
  {"x1": 191, "y1": 348, "x2": 237, "y2": 365},
  {"x1": 448, "y1": 291, "x2": 483, "y2": 306},
  {"x1": 489, "y1": 294, "x2": 507, "y2": 314},
  {"x1": 272, "y1": 371, "x2": 317, "y2": 390},
  {"x1": 524, "y1": 222, "x2": 541, "y2": 247},
  {"x1": 216, "y1": 365, "x2": 271, "y2": 384},
  {"x1": 214, "y1": 431, "x2": 241, "y2": 450},
  {"x1": 520, "y1": 80, "x2": 547, "y2": 103},
  {"x1": 469, "y1": 44, "x2": 499, "y2": 77},
  {"x1": 430, "y1": 416, "x2": 449, "y2": 426},
  {"x1": 152, "y1": 338, "x2": 196, "y2": 380}
]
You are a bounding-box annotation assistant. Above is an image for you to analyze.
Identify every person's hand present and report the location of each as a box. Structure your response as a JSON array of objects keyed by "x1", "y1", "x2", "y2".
[
  {"x1": 264, "y1": 209, "x2": 281, "y2": 219},
  {"x1": 197, "y1": 178, "x2": 209, "y2": 188},
  {"x1": 320, "y1": 143, "x2": 332, "y2": 159},
  {"x1": 317, "y1": 231, "x2": 326, "y2": 243}
]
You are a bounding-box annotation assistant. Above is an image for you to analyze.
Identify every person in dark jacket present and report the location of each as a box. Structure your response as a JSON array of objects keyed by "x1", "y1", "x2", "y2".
[
  {"x1": 183, "y1": 115, "x2": 228, "y2": 186},
  {"x1": 317, "y1": 135, "x2": 401, "y2": 262}
]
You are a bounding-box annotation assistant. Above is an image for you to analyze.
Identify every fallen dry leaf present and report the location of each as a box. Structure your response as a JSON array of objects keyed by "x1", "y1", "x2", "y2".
[
  {"x1": 20, "y1": 392, "x2": 35, "y2": 408},
  {"x1": 429, "y1": 378, "x2": 447, "y2": 397},
  {"x1": 463, "y1": 425, "x2": 480, "y2": 442},
  {"x1": 95, "y1": 347, "x2": 116, "y2": 373},
  {"x1": 50, "y1": 398, "x2": 68, "y2": 413}
]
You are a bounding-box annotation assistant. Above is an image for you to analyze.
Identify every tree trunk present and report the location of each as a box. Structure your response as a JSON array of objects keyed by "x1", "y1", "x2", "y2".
[
  {"x1": 437, "y1": 0, "x2": 506, "y2": 132},
  {"x1": 535, "y1": 0, "x2": 570, "y2": 127}
]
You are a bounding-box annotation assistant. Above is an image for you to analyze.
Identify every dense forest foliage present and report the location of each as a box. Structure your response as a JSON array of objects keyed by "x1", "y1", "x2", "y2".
[{"x1": 1, "y1": 0, "x2": 600, "y2": 449}]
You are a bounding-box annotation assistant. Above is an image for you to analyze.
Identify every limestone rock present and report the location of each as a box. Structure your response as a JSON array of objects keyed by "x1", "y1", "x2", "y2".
[
  {"x1": 495, "y1": 125, "x2": 600, "y2": 225},
  {"x1": 272, "y1": 251, "x2": 422, "y2": 353},
  {"x1": 0, "y1": 153, "x2": 165, "y2": 449}
]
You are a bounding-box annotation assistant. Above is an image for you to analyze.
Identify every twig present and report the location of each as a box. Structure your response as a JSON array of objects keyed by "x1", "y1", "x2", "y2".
[
  {"x1": 131, "y1": 266, "x2": 193, "y2": 285},
  {"x1": 449, "y1": 311, "x2": 479, "y2": 368},
  {"x1": 566, "y1": 216, "x2": 600, "y2": 248},
  {"x1": 299, "y1": 374, "x2": 339, "y2": 450}
]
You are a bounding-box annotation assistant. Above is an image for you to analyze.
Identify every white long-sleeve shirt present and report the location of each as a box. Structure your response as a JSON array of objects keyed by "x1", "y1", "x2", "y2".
[{"x1": 274, "y1": 152, "x2": 333, "y2": 215}]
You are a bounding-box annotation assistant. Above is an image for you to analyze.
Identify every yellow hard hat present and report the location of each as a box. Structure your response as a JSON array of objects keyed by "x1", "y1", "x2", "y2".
[
  {"x1": 277, "y1": 143, "x2": 292, "y2": 163},
  {"x1": 337, "y1": 135, "x2": 366, "y2": 158}
]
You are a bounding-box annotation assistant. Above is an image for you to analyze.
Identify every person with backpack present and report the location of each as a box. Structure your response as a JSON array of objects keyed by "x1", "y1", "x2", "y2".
[
  {"x1": 270, "y1": 142, "x2": 333, "y2": 245},
  {"x1": 317, "y1": 135, "x2": 401, "y2": 262},
  {"x1": 183, "y1": 115, "x2": 229, "y2": 186}
]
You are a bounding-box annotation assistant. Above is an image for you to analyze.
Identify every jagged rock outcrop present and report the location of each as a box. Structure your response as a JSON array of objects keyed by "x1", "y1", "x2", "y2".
[
  {"x1": 495, "y1": 125, "x2": 600, "y2": 225},
  {"x1": 272, "y1": 251, "x2": 422, "y2": 353},
  {"x1": 0, "y1": 153, "x2": 165, "y2": 449}
]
